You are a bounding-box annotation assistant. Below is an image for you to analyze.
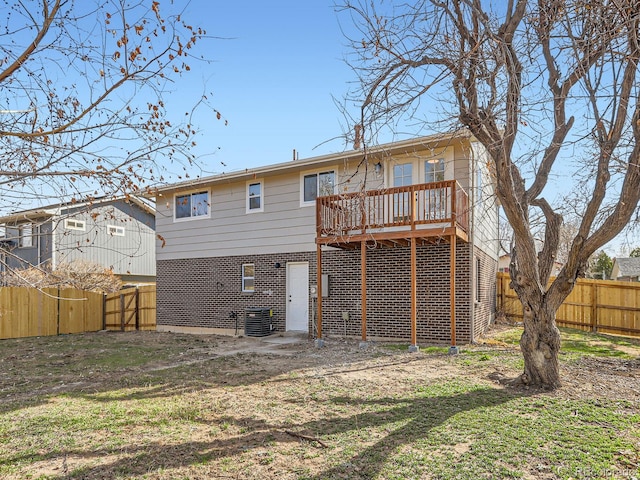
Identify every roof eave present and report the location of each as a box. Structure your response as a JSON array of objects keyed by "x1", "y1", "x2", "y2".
[{"x1": 155, "y1": 130, "x2": 473, "y2": 194}]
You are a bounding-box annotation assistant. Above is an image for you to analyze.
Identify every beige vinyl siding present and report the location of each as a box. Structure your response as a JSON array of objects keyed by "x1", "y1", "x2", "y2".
[
  {"x1": 156, "y1": 138, "x2": 489, "y2": 262},
  {"x1": 157, "y1": 170, "x2": 327, "y2": 260},
  {"x1": 470, "y1": 141, "x2": 499, "y2": 260},
  {"x1": 453, "y1": 143, "x2": 471, "y2": 191}
]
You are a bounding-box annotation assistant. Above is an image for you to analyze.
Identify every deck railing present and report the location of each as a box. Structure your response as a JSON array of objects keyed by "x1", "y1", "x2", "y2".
[{"x1": 316, "y1": 180, "x2": 469, "y2": 238}]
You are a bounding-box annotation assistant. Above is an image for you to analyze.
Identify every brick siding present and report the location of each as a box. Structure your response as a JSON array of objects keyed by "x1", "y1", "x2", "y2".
[
  {"x1": 157, "y1": 252, "x2": 313, "y2": 333},
  {"x1": 157, "y1": 242, "x2": 496, "y2": 344},
  {"x1": 473, "y1": 247, "x2": 498, "y2": 339}
]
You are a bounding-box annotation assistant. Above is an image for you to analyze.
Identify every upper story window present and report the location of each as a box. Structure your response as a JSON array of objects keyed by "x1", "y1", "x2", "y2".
[
  {"x1": 302, "y1": 170, "x2": 335, "y2": 205},
  {"x1": 174, "y1": 190, "x2": 210, "y2": 221},
  {"x1": 425, "y1": 158, "x2": 445, "y2": 183},
  {"x1": 107, "y1": 225, "x2": 125, "y2": 237},
  {"x1": 393, "y1": 163, "x2": 413, "y2": 187},
  {"x1": 19, "y1": 224, "x2": 33, "y2": 248},
  {"x1": 246, "y1": 180, "x2": 264, "y2": 213},
  {"x1": 64, "y1": 218, "x2": 86, "y2": 231}
]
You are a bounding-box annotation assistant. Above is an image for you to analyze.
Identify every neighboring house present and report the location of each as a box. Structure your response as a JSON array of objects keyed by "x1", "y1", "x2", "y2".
[
  {"x1": 611, "y1": 257, "x2": 640, "y2": 282},
  {"x1": 0, "y1": 196, "x2": 156, "y2": 284},
  {"x1": 155, "y1": 131, "x2": 500, "y2": 347},
  {"x1": 498, "y1": 254, "x2": 563, "y2": 277},
  {"x1": 498, "y1": 254, "x2": 511, "y2": 273}
]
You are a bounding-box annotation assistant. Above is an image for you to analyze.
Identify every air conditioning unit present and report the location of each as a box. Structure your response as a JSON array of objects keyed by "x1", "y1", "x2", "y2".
[{"x1": 244, "y1": 307, "x2": 273, "y2": 337}]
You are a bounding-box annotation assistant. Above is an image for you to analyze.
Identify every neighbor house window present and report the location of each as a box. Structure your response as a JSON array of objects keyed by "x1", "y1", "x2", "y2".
[
  {"x1": 246, "y1": 180, "x2": 263, "y2": 213},
  {"x1": 425, "y1": 158, "x2": 445, "y2": 183},
  {"x1": 175, "y1": 190, "x2": 210, "y2": 220},
  {"x1": 19, "y1": 224, "x2": 33, "y2": 248},
  {"x1": 64, "y1": 219, "x2": 86, "y2": 231},
  {"x1": 107, "y1": 225, "x2": 125, "y2": 237},
  {"x1": 242, "y1": 263, "x2": 255, "y2": 292},
  {"x1": 302, "y1": 171, "x2": 335, "y2": 204}
]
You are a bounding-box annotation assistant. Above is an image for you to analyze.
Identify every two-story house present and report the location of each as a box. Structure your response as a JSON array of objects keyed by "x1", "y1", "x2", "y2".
[
  {"x1": 155, "y1": 131, "x2": 499, "y2": 348},
  {"x1": 0, "y1": 196, "x2": 156, "y2": 285}
]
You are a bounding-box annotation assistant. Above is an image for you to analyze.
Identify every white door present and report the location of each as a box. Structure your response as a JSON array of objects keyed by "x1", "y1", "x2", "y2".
[{"x1": 286, "y1": 262, "x2": 309, "y2": 332}]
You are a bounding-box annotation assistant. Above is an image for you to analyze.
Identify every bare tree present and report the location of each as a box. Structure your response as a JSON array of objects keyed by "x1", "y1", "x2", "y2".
[
  {"x1": 0, "y1": 1, "x2": 217, "y2": 213},
  {"x1": 4, "y1": 260, "x2": 122, "y2": 292},
  {"x1": 0, "y1": 0, "x2": 221, "y2": 276},
  {"x1": 342, "y1": 0, "x2": 640, "y2": 388}
]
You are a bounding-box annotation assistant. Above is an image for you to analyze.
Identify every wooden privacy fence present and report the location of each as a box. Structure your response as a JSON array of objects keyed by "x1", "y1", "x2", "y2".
[
  {"x1": 497, "y1": 272, "x2": 640, "y2": 338},
  {"x1": 104, "y1": 285, "x2": 156, "y2": 331},
  {"x1": 0, "y1": 287, "x2": 104, "y2": 339},
  {"x1": 0, "y1": 285, "x2": 156, "y2": 339}
]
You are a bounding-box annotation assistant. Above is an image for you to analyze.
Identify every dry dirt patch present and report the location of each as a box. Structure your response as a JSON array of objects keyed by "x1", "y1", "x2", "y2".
[{"x1": 0, "y1": 327, "x2": 638, "y2": 479}]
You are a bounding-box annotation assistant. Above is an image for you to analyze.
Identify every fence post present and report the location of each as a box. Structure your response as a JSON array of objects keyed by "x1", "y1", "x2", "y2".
[
  {"x1": 135, "y1": 288, "x2": 140, "y2": 330},
  {"x1": 591, "y1": 282, "x2": 598, "y2": 332},
  {"x1": 102, "y1": 294, "x2": 106, "y2": 330},
  {"x1": 120, "y1": 293, "x2": 125, "y2": 332},
  {"x1": 57, "y1": 288, "x2": 61, "y2": 336}
]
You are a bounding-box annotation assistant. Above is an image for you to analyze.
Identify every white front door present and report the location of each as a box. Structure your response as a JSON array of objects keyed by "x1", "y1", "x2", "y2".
[{"x1": 286, "y1": 262, "x2": 309, "y2": 332}]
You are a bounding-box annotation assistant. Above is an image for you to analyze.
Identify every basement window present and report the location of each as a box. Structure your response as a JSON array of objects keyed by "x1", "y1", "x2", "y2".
[{"x1": 242, "y1": 264, "x2": 255, "y2": 292}]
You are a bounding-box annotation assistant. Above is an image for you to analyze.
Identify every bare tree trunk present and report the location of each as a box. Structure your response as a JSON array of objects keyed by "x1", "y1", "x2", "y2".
[{"x1": 519, "y1": 296, "x2": 561, "y2": 389}]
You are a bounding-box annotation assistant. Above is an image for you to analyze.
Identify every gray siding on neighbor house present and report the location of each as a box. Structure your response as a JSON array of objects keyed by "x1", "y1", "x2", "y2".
[
  {"x1": 4, "y1": 219, "x2": 54, "y2": 269},
  {"x1": 54, "y1": 202, "x2": 156, "y2": 277}
]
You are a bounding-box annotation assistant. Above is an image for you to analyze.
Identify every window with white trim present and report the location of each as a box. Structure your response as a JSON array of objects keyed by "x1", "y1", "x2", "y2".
[
  {"x1": 19, "y1": 224, "x2": 33, "y2": 248},
  {"x1": 242, "y1": 263, "x2": 255, "y2": 292},
  {"x1": 425, "y1": 158, "x2": 445, "y2": 183},
  {"x1": 393, "y1": 163, "x2": 413, "y2": 187},
  {"x1": 302, "y1": 171, "x2": 335, "y2": 204},
  {"x1": 107, "y1": 225, "x2": 125, "y2": 237},
  {"x1": 64, "y1": 219, "x2": 86, "y2": 231},
  {"x1": 174, "y1": 190, "x2": 210, "y2": 220},
  {"x1": 246, "y1": 180, "x2": 263, "y2": 213}
]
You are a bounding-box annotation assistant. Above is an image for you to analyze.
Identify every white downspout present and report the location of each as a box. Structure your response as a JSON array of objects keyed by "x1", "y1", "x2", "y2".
[
  {"x1": 469, "y1": 142, "x2": 477, "y2": 344},
  {"x1": 50, "y1": 209, "x2": 60, "y2": 269}
]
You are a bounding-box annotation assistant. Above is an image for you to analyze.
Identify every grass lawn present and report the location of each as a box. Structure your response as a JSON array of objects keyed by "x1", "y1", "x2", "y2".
[{"x1": 0, "y1": 326, "x2": 638, "y2": 479}]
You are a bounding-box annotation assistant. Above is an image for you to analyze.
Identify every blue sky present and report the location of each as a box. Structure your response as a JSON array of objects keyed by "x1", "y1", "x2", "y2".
[{"x1": 178, "y1": 1, "x2": 359, "y2": 176}]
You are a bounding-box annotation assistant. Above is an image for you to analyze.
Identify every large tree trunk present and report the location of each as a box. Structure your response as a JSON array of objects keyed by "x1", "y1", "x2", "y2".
[{"x1": 519, "y1": 300, "x2": 561, "y2": 389}]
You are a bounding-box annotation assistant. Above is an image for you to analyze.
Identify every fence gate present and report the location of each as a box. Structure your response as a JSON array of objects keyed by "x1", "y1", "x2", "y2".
[{"x1": 104, "y1": 286, "x2": 156, "y2": 331}]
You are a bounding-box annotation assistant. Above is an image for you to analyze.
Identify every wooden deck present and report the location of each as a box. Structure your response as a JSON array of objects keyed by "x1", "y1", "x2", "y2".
[
  {"x1": 314, "y1": 180, "x2": 468, "y2": 347},
  {"x1": 315, "y1": 180, "x2": 469, "y2": 248}
]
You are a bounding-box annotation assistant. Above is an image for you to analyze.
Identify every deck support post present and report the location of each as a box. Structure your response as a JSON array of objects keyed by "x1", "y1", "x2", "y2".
[
  {"x1": 315, "y1": 244, "x2": 324, "y2": 347},
  {"x1": 409, "y1": 236, "x2": 419, "y2": 352},
  {"x1": 449, "y1": 234, "x2": 458, "y2": 354},
  {"x1": 361, "y1": 240, "x2": 367, "y2": 343}
]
